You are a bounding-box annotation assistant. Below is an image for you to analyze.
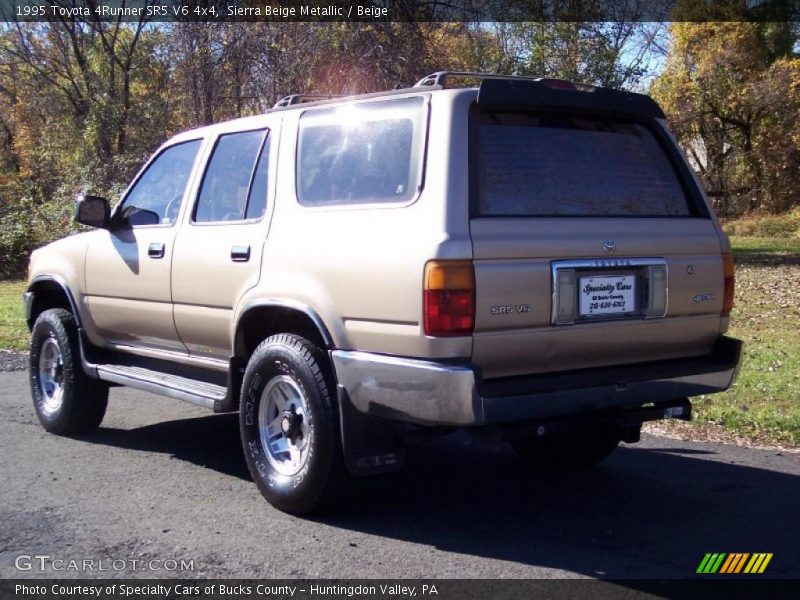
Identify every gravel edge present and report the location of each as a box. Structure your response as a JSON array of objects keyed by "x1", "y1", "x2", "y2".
[
  {"x1": 0, "y1": 350, "x2": 28, "y2": 372},
  {"x1": 643, "y1": 420, "x2": 799, "y2": 453}
]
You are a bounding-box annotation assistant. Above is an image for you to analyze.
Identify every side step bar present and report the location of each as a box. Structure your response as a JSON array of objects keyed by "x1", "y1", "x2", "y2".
[{"x1": 96, "y1": 364, "x2": 227, "y2": 410}]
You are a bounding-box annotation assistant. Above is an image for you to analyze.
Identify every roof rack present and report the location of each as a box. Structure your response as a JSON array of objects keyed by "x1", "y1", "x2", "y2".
[
  {"x1": 272, "y1": 94, "x2": 344, "y2": 108},
  {"x1": 414, "y1": 71, "x2": 542, "y2": 89}
]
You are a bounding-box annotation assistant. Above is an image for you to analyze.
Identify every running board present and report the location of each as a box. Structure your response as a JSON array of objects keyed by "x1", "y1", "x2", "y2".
[{"x1": 96, "y1": 364, "x2": 227, "y2": 410}]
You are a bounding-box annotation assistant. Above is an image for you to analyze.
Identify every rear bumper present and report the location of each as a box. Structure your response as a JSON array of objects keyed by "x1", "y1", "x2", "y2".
[{"x1": 330, "y1": 337, "x2": 742, "y2": 426}]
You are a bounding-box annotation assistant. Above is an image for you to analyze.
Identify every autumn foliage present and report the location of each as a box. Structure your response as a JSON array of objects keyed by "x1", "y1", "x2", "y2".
[
  {"x1": 651, "y1": 22, "x2": 799, "y2": 216},
  {"x1": 0, "y1": 19, "x2": 797, "y2": 278}
]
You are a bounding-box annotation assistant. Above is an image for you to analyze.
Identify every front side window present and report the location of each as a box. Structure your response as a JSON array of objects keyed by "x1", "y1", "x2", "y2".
[
  {"x1": 194, "y1": 129, "x2": 268, "y2": 223},
  {"x1": 297, "y1": 97, "x2": 426, "y2": 207},
  {"x1": 118, "y1": 140, "x2": 202, "y2": 226}
]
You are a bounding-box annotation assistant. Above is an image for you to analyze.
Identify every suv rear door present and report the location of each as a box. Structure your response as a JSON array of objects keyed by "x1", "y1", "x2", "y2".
[
  {"x1": 171, "y1": 124, "x2": 276, "y2": 360},
  {"x1": 468, "y1": 80, "x2": 726, "y2": 379}
]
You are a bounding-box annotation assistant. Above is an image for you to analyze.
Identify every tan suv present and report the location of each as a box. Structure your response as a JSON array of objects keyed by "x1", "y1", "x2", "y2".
[{"x1": 24, "y1": 72, "x2": 741, "y2": 514}]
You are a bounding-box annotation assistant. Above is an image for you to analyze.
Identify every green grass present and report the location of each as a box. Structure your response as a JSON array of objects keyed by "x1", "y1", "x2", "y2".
[
  {"x1": 1, "y1": 234, "x2": 798, "y2": 446},
  {"x1": 0, "y1": 280, "x2": 28, "y2": 351},
  {"x1": 727, "y1": 236, "x2": 800, "y2": 263},
  {"x1": 690, "y1": 236, "x2": 800, "y2": 446}
]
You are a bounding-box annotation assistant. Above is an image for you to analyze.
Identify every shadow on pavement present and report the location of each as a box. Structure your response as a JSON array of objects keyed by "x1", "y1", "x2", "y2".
[
  {"x1": 85, "y1": 413, "x2": 799, "y2": 579},
  {"x1": 86, "y1": 413, "x2": 250, "y2": 481}
]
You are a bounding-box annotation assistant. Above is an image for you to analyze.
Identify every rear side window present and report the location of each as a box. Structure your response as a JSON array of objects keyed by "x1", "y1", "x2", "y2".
[
  {"x1": 297, "y1": 97, "x2": 426, "y2": 207},
  {"x1": 245, "y1": 136, "x2": 270, "y2": 220},
  {"x1": 194, "y1": 129, "x2": 268, "y2": 222},
  {"x1": 473, "y1": 112, "x2": 693, "y2": 217}
]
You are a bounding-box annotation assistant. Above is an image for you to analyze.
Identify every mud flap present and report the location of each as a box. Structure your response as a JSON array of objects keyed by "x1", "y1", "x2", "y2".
[
  {"x1": 215, "y1": 356, "x2": 245, "y2": 413},
  {"x1": 337, "y1": 385, "x2": 405, "y2": 476}
]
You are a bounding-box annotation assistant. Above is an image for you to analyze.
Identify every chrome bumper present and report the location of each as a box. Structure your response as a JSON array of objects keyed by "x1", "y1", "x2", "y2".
[{"x1": 330, "y1": 337, "x2": 742, "y2": 427}]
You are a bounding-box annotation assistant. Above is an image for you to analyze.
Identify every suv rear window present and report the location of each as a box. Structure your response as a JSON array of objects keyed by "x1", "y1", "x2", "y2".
[
  {"x1": 297, "y1": 97, "x2": 425, "y2": 207},
  {"x1": 473, "y1": 112, "x2": 693, "y2": 217}
]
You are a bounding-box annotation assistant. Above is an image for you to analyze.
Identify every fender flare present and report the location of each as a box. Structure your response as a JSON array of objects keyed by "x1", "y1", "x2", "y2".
[
  {"x1": 26, "y1": 274, "x2": 99, "y2": 378},
  {"x1": 234, "y1": 298, "x2": 335, "y2": 350},
  {"x1": 26, "y1": 274, "x2": 83, "y2": 329}
]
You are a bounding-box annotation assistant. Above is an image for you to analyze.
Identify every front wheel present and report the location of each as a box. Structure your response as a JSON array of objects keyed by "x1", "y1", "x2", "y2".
[
  {"x1": 239, "y1": 334, "x2": 345, "y2": 515},
  {"x1": 510, "y1": 433, "x2": 620, "y2": 472},
  {"x1": 29, "y1": 308, "x2": 108, "y2": 435}
]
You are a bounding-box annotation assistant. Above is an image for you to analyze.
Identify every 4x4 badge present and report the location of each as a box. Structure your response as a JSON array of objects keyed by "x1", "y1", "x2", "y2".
[
  {"x1": 693, "y1": 293, "x2": 715, "y2": 303},
  {"x1": 603, "y1": 241, "x2": 616, "y2": 255}
]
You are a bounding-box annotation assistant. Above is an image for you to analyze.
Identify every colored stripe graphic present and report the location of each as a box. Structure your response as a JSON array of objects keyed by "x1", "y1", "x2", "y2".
[
  {"x1": 696, "y1": 554, "x2": 713, "y2": 573},
  {"x1": 699, "y1": 553, "x2": 773, "y2": 574},
  {"x1": 759, "y1": 554, "x2": 774, "y2": 573},
  {"x1": 697, "y1": 553, "x2": 727, "y2": 573},
  {"x1": 719, "y1": 554, "x2": 736, "y2": 573},
  {"x1": 710, "y1": 553, "x2": 726, "y2": 573},
  {"x1": 744, "y1": 553, "x2": 774, "y2": 574},
  {"x1": 732, "y1": 553, "x2": 750, "y2": 573},
  {"x1": 744, "y1": 554, "x2": 760, "y2": 573}
]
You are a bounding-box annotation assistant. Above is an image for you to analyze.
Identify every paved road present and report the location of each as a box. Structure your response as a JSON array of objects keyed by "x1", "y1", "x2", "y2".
[{"x1": 1, "y1": 371, "x2": 798, "y2": 580}]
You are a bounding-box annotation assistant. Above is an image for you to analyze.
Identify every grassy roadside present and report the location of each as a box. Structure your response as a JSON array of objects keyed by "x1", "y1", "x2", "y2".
[
  {"x1": 0, "y1": 236, "x2": 797, "y2": 445},
  {"x1": 688, "y1": 236, "x2": 800, "y2": 446},
  {"x1": 0, "y1": 280, "x2": 27, "y2": 351}
]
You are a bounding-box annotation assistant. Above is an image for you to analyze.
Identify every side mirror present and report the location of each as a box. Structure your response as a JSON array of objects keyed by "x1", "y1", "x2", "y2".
[{"x1": 75, "y1": 194, "x2": 110, "y2": 229}]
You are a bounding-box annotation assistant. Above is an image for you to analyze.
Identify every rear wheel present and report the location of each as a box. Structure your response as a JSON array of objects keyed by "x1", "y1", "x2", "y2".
[
  {"x1": 511, "y1": 433, "x2": 620, "y2": 472},
  {"x1": 29, "y1": 308, "x2": 108, "y2": 435},
  {"x1": 239, "y1": 334, "x2": 345, "y2": 515}
]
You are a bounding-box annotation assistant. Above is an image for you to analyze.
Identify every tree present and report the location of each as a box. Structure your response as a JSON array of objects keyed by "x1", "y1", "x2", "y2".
[
  {"x1": 651, "y1": 22, "x2": 799, "y2": 214},
  {"x1": 0, "y1": 16, "x2": 722, "y2": 278}
]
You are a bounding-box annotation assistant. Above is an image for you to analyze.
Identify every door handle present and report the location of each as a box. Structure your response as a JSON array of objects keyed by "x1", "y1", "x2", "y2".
[
  {"x1": 231, "y1": 245, "x2": 251, "y2": 262},
  {"x1": 148, "y1": 243, "x2": 165, "y2": 259}
]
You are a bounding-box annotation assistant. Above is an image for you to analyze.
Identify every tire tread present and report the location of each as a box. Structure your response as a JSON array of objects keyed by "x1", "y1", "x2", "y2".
[
  {"x1": 242, "y1": 334, "x2": 345, "y2": 514},
  {"x1": 30, "y1": 308, "x2": 108, "y2": 435}
]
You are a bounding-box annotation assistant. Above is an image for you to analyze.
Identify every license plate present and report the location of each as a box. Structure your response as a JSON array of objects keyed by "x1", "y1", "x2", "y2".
[{"x1": 578, "y1": 275, "x2": 636, "y2": 317}]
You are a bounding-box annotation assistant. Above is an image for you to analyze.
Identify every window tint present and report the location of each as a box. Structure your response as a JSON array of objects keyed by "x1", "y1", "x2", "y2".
[
  {"x1": 195, "y1": 129, "x2": 266, "y2": 223},
  {"x1": 119, "y1": 140, "x2": 201, "y2": 226},
  {"x1": 297, "y1": 97, "x2": 425, "y2": 207},
  {"x1": 245, "y1": 136, "x2": 270, "y2": 220},
  {"x1": 474, "y1": 112, "x2": 692, "y2": 217}
]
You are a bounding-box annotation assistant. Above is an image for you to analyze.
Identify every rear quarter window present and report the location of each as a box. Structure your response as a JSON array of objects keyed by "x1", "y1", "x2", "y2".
[
  {"x1": 473, "y1": 111, "x2": 696, "y2": 217},
  {"x1": 296, "y1": 96, "x2": 426, "y2": 207}
]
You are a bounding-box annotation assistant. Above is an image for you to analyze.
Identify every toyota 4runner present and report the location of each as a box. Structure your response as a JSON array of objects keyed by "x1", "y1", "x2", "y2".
[{"x1": 24, "y1": 72, "x2": 742, "y2": 514}]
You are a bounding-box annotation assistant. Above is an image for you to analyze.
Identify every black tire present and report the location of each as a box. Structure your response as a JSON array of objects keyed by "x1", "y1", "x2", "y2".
[
  {"x1": 29, "y1": 308, "x2": 108, "y2": 435},
  {"x1": 510, "y1": 433, "x2": 620, "y2": 472},
  {"x1": 239, "y1": 334, "x2": 345, "y2": 515}
]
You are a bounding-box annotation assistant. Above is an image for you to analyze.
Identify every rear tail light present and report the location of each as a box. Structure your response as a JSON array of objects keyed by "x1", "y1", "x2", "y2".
[
  {"x1": 423, "y1": 260, "x2": 475, "y2": 336},
  {"x1": 722, "y1": 252, "x2": 735, "y2": 317}
]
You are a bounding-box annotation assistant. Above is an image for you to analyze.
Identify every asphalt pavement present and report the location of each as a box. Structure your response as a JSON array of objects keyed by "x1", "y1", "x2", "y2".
[{"x1": 1, "y1": 371, "x2": 798, "y2": 580}]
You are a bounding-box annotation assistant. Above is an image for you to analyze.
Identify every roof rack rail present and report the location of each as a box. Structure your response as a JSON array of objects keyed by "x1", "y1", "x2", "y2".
[
  {"x1": 414, "y1": 71, "x2": 541, "y2": 89},
  {"x1": 272, "y1": 94, "x2": 344, "y2": 108}
]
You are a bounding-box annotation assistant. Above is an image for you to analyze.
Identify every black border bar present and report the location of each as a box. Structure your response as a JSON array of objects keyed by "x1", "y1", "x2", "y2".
[{"x1": 2, "y1": 0, "x2": 799, "y2": 23}]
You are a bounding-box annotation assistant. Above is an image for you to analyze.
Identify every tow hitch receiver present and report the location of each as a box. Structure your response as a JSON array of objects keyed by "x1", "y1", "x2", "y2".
[{"x1": 501, "y1": 398, "x2": 692, "y2": 443}]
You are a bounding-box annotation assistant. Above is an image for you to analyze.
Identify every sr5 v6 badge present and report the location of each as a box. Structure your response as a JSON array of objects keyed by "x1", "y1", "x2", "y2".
[{"x1": 490, "y1": 304, "x2": 531, "y2": 315}]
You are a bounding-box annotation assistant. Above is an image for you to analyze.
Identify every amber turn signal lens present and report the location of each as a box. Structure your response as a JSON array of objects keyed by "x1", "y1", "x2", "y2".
[{"x1": 423, "y1": 260, "x2": 475, "y2": 336}]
